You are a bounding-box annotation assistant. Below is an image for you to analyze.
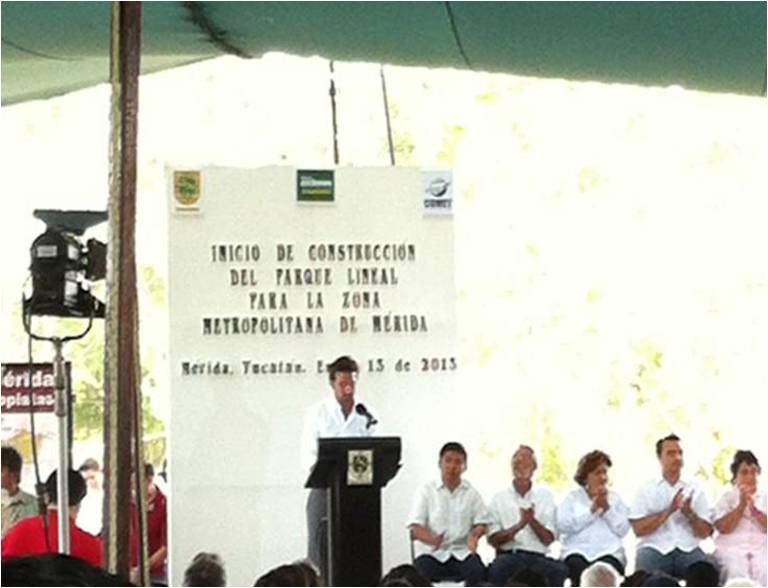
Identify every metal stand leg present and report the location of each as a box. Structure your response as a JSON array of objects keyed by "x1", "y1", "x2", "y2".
[{"x1": 53, "y1": 337, "x2": 70, "y2": 554}]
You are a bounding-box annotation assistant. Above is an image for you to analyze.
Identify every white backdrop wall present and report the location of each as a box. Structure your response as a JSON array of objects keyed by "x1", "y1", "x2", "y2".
[{"x1": 168, "y1": 166, "x2": 458, "y2": 586}]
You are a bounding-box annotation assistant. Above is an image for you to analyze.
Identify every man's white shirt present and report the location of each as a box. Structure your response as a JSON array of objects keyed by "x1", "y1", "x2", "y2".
[
  {"x1": 301, "y1": 397, "x2": 374, "y2": 474},
  {"x1": 487, "y1": 483, "x2": 557, "y2": 554},
  {"x1": 630, "y1": 477, "x2": 711, "y2": 554},
  {"x1": 557, "y1": 486, "x2": 630, "y2": 562},
  {"x1": 76, "y1": 488, "x2": 104, "y2": 535},
  {"x1": 407, "y1": 479, "x2": 491, "y2": 562}
]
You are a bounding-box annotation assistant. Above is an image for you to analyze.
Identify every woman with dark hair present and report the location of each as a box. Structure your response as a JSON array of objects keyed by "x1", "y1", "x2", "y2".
[
  {"x1": 556, "y1": 450, "x2": 630, "y2": 586},
  {"x1": 713, "y1": 450, "x2": 766, "y2": 585}
]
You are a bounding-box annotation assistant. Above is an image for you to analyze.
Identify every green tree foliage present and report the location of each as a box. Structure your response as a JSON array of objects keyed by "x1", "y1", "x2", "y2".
[
  {"x1": 71, "y1": 336, "x2": 104, "y2": 441},
  {"x1": 72, "y1": 347, "x2": 165, "y2": 442},
  {"x1": 577, "y1": 166, "x2": 602, "y2": 193},
  {"x1": 527, "y1": 406, "x2": 568, "y2": 489},
  {"x1": 385, "y1": 100, "x2": 416, "y2": 165},
  {"x1": 437, "y1": 125, "x2": 465, "y2": 166},
  {"x1": 139, "y1": 265, "x2": 166, "y2": 307},
  {"x1": 606, "y1": 339, "x2": 736, "y2": 489},
  {"x1": 475, "y1": 91, "x2": 498, "y2": 104},
  {"x1": 711, "y1": 444, "x2": 735, "y2": 486},
  {"x1": 393, "y1": 131, "x2": 416, "y2": 165}
]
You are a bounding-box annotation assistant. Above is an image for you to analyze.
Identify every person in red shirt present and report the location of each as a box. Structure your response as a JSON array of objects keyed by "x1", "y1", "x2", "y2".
[
  {"x1": 1, "y1": 469, "x2": 101, "y2": 568},
  {"x1": 130, "y1": 463, "x2": 167, "y2": 585}
]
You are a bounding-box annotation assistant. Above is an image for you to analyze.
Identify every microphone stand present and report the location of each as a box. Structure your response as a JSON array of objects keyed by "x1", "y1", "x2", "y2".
[{"x1": 356, "y1": 405, "x2": 378, "y2": 429}]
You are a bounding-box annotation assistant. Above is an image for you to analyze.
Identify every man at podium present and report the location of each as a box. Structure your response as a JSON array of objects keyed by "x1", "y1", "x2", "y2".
[{"x1": 301, "y1": 355, "x2": 377, "y2": 579}]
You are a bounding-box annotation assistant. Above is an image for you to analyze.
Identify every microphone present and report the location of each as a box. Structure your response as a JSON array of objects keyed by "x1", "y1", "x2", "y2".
[{"x1": 355, "y1": 403, "x2": 378, "y2": 429}]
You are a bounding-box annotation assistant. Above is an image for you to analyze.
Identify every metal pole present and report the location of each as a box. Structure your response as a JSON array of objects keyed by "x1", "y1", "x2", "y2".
[
  {"x1": 379, "y1": 65, "x2": 396, "y2": 166},
  {"x1": 53, "y1": 337, "x2": 70, "y2": 554},
  {"x1": 329, "y1": 60, "x2": 340, "y2": 165}
]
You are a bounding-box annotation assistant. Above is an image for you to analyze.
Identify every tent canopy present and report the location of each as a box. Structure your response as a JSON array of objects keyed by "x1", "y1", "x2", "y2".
[{"x1": 2, "y1": 1, "x2": 766, "y2": 105}]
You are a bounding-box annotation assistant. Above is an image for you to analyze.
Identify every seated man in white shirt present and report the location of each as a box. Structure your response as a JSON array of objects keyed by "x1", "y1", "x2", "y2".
[
  {"x1": 300, "y1": 355, "x2": 377, "y2": 581},
  {"x1": 486, "y1": 445, "x2": 568, "y2": 587},
  {"x1": 629, "y1": 433, "x2": 714, "y2": 580},
  {"x1": 408, "y1": 442, "x2": 490, "y2": 586}
]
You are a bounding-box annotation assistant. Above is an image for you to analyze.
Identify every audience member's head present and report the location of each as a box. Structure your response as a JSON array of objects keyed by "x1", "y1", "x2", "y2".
[
  {"x1": 684, "y1": 561, "x2": 719, "y2": 587},
  {"x1": 641, "y1": 572, "x2": 680, "y2": 586},
  {"x1": 77, "y1": 459, "x2": 101, "y2": 490},
  {"x1": 2, "y1": 445, "x2": 24, "y2": 492},
  {"x1": 183, "y1": 552, "x2": 226, "y2": 587},
  {"x1": 506, "y1": 567, "x2": 548, "y2": 586},
  {"x1": 1, "y1": 553, "x2": 128, "y2": 586},
  {"x1": 143, "y1": 462, "x2": 161, "y2": 499},
  {"x1": 44, "y1": 469, "x2": 87, "y2": 509},
  {"x1": 621, "y1": 570, "x2": 653, "y2": 587},
  {"x1": 581, "y1": 561, "x2": 622, "y2": 586},
  {"x1": 254, "y1": 563, "x2": 315, "y2": 586},
  {"x1": 379, "y1": 563, "x2": 432, "y2": 586},
  {"x1": 78, "y1": 458, "x2": 99, "y2": 470},
  {"x1": 292, "y1": 560, "x2": 321, "y2": 587}
]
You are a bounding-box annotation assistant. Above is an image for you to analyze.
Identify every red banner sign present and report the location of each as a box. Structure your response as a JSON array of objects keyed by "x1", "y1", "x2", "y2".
[{"x1": 1, "y1": 363, "x2": 56, "y2": 413}]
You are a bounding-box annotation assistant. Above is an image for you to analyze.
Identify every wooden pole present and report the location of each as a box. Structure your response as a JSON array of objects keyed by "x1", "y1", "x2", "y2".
[{"x1": 104, "y1": 2, "x2": 148, "y2": 584}]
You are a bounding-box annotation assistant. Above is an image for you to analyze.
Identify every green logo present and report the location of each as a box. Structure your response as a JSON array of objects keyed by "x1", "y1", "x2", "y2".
[
  {"x1": 174, "y1": 171, "x2": 201, "y2": 206},
  {"x1": 297, "y1": 170, "x2": 334, "y2": 202}
]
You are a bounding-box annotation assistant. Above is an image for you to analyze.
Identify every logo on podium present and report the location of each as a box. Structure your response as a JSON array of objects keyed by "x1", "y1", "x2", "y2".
[{"x1": 347, "y1": 449, "x2": 373, "y2": 485}]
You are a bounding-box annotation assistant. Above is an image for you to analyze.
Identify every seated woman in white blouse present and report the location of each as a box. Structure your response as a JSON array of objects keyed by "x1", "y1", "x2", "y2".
[
  {"x1": 713, "y1": 450, "x2": 767, "y2": 586},
  {"x1": 557, "y1": 450, "x2": 630, "y2": 586}
]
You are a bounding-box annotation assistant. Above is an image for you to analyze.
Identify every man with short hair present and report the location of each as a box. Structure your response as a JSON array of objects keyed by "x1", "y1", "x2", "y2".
[
  {"x1": 300, "y1": 355, "x2": 377, "y2": 580},
  {"x1": 1, "y1": 469, "x2": 101, "y2": 567},
  {"x1": 630, "y1": 433, "x2": 713, "y2": 580},
  {"x1": 1, "y1": 446, "x2": 38, "y2": 537},
  {"x1": 486, "y1": 444, "x2": 568, "y2": 587},
  {"x1": 407, "y1": 442, "x2": 489, "y2": 586}
]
